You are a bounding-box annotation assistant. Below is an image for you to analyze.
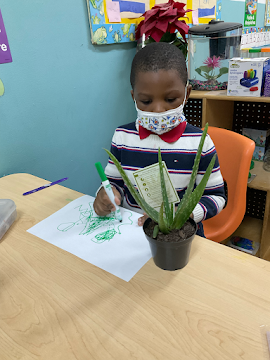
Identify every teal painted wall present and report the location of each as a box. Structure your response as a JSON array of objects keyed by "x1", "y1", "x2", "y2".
[
  {"x1": 221, "y1": 1, "x2": 265, "y2": 26},
  {"x1": 0, "y1": 0, "x2": 136, "y2": 195},
  {"x1": 0, "y1": 0, "x2": 268, "y2": 195}
]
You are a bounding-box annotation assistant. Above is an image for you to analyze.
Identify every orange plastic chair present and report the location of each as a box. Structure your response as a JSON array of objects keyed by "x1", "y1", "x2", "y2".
[{"x1": 202, "y1": 126, "x2": 255, "y2": 243}]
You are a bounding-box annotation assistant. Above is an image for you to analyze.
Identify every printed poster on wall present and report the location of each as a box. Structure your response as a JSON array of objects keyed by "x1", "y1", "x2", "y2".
[
  {"x1": 244, "y1": 0, "x2": 257, "y2": 27},
  {"x1": 0, "y1": 9, "x2": 12, "y2": 64},
  {"x1": 265, "y1": 0, "x2": 270, "y2": 27}
]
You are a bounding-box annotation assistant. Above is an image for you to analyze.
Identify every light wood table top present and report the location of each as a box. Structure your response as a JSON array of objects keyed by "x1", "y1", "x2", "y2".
[{"x1": 1, "y1": 173, "x2": 270, "y2": 360}]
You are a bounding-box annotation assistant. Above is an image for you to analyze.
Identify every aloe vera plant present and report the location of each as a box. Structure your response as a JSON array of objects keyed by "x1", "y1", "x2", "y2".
[{"x1": 105, "y1": 123, "x2": 216, "y2": 238}]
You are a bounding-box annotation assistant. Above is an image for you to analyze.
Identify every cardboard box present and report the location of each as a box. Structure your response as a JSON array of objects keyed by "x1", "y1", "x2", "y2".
[
  {"x1": 253, "y1": 146, "x2": 265, "y2": 161},
  {"x1": 227, "y1": 57, "x2": 270, "y2": 97},
  {"x1": 242, "y1": 128, "x2": 268, "y2": 147},
  {"x1": 242, "y1": 128, "x2": 270, "y2": 161},
  {"x1": 263, "y1": 70, "x2": 270, "y2": 97}
]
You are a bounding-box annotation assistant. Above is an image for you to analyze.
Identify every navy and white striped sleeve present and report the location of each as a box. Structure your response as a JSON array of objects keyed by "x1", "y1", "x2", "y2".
[
  {"x1": 192, "y1": 134, "x2": 226, "y2": 223},
  {"x1": 104, "y1": 129, "x2": 126, "y2": 199}
]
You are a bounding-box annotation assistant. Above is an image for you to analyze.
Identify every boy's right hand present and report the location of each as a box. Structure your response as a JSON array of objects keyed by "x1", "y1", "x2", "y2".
[{"x1": 93, "y1": 186, "x2": 122, "y2": 216}]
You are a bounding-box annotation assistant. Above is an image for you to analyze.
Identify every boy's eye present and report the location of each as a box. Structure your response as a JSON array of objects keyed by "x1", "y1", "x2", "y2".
[
  {"x1": 167, "y1": 98, "x2": 176, "y2": 103},
  {"x1": 140, "y1": 100, "x2": 152, "y2": 105}
]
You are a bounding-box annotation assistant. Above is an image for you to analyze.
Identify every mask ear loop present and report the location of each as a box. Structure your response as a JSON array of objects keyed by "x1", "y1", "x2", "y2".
[{"x1": 182, "y1": 86, "x2": 187, "y2": 107}]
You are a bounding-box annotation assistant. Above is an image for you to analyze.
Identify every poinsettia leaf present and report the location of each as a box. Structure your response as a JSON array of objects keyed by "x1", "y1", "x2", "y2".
[
  {"x1": 155, "y1": 18, "x2": 170, "y2": 33},
  {"x1": 195, "y1": 68, "x2": 202, "y2": 76},
  {"x1": 159, "y1": 7, "x2": 178, "y2": 17},
  {"x1": 150, "y1": 27, "x2": 166, "y2": 42},
  {"x1": 173, "y1": 19, "x2": 189, "y2": 34},
  {"x1": 169, "y1": 24, "x2": 176, "y2": 33},
  {"x1": 143, "y1": 19, "x2": 158, "y2": 33},
  {"x1": 144, "y1": 8, "x2": 160, "y2": 21},
  {"x1": 173, "y1": 2, "x2": 185, "y2": 10}
]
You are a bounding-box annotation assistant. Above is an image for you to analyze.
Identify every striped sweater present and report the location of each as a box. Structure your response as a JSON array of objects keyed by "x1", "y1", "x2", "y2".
[{"x1": 104, "y1": 120, "x2": 226, "y2": 236}]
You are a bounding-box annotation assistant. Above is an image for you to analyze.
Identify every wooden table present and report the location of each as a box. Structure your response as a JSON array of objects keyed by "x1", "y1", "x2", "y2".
[{"x1": 1, "y1": 174, "x2": 270, "y2": 360}]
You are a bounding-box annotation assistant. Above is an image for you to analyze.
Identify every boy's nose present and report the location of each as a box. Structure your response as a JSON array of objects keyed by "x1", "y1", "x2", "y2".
[{"x1": 152, "y1": 103, "x2": 167, "y2": 113}]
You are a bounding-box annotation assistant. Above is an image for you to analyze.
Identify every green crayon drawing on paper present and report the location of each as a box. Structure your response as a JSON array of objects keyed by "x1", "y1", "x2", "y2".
[{"x1": 57, "y1": 202, "x2": 133, "y2": 244}]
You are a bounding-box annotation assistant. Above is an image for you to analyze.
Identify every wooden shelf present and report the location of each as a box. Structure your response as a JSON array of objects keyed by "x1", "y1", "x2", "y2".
[
  {"x1": 230, "y1": 216, "x2": 263, "y2": 243},
  {"x1": 224, "y1": 216, "x2": 263, "y2": 257},
  {"x1": 248, "y1": 161, "x2": 270, "y2": 192},
  {"x1": 188, "y1": 91, "x2": 270, "y2": 259},
  {"x1": 190, "y1": 90, "x2": 270, "y2": 103}
]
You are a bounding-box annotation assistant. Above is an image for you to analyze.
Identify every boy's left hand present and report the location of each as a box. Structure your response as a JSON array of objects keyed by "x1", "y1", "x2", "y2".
[{"x1": 138, "y1": 213, "x2": 148, "y2": 226}]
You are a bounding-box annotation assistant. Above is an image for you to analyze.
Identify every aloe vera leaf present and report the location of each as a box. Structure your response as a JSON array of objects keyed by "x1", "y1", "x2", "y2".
[
  {"x1": 158, "y1": 202, "x2": 170, "y2": 234},
  {"x1": 104, "y1": 149, "x2": 159, "y2": 223},
  {"x1": 171, "y1": 202, "x2": 174, "y2": 219},
  {"x1": 158, "y1": 148, "x2": 173, "y2": 227},
  {"x1": 153, "y1": 225, "x2": 159, "y2": 238},
  {"x1": 172, "y1": 124, "x2": 209, "y2": 227},
  {"x1": 173, "y1": 153, "x2": 216, "y2": 229}
]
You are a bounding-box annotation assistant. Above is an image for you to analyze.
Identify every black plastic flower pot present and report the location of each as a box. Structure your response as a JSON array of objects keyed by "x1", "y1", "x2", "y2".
[{"x1": 143, "y1": 217, "x2": 196, "y2": 271}]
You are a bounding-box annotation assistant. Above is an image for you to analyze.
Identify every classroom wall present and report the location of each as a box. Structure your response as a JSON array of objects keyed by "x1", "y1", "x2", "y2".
[
  {"x1": 221, "y1": 0, "x2": 265, "y2": 26},
  {"x1": 0, "y1": 0, "x2": 137, "y2": 196},
  {"x1": 0, "y1": 0, "x2": 268, "y2": 196}
]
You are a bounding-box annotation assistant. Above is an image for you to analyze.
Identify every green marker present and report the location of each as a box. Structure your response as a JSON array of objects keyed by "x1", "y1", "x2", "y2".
[{"x1": 95, "y1": 162, "x2": 122, "y2": 222}]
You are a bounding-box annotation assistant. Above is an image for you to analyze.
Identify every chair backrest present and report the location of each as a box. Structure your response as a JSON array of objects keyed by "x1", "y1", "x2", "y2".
[{"x1": 203, "y1": 126, "x2": 255, "y2": 242}]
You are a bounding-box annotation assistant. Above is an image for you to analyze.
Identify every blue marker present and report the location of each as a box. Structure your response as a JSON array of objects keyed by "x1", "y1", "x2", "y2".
[{"x1": 95, "y1": 162, "x2": 122, "y2": 222}]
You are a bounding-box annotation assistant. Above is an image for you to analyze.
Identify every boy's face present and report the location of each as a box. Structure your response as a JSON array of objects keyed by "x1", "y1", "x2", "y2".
[{"x1": 131, "y1": 69, "x2": 191, "y2": 113}]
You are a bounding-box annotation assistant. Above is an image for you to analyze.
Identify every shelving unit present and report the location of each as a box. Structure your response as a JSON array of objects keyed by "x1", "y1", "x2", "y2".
[{"x1": 188, "y1": 90, "x2": 270, "y2": 259}]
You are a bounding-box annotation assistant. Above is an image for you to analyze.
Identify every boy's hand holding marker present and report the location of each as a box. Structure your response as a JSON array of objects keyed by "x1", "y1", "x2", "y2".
[
  {"x1": 94, "y1": 162, "x2": 122, "y2": 222},
  {"x1": 94, "y1": 186, "x2": 122, "y2": 217}
]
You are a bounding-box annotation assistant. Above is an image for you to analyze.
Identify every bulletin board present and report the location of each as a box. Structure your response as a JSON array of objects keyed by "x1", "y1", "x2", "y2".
[{"x1": 86, "y1": 0, "x2": 218, "y2": 45}]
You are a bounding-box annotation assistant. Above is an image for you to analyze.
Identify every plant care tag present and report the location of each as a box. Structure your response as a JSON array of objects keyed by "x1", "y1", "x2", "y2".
[{"x1": 133, "y1": 161, "x2": 180, "y2": 212}]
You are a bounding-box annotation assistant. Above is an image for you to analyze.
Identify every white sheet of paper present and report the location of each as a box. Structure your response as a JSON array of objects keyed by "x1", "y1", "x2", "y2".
[{"x1": 27, "y1": 195, "x2": 152, "y2": 282}]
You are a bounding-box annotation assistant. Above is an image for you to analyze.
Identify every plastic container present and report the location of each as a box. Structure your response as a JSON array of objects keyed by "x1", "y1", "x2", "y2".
[
  {"x1": 143, "y1": 217, "x2": 196, "y2": 271},
  {"x1": 263, "y1": 149, "x2": 270, "y2": 171},
  {"x1": 241, "y1": 48, "x2": 250, "y2": 58},
  {"x1": 0, "y1": 199, "x2": 17, "y2": 240},
  {"x1": 249, "y1": 48, "x2": 261, "y2": 58},
  {"x1": 188, "y1": 20, "x2": 242, "y2": 90},
  {"x1": 261, "y1": 47, "x2": 270, "y2": 58}
]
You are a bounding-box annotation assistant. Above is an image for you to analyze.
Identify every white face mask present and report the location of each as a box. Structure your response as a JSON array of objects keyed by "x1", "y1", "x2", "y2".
[{"x1": 135, "y1": 87, "x2": 187, "y2": 135}]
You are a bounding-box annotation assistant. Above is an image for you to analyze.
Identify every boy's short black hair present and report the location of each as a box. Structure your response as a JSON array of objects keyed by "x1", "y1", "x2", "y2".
[{"x1": 130, "y1": 42, "x2": 187, "y2": 89}]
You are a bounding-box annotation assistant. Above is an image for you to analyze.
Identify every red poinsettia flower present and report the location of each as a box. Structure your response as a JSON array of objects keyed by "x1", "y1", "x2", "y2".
[
  {"x1": 135, "y1": 0, "x2": 190, "y2": 42},
  {"x1": 203, "y1": 56, "x2": 221, "y2": 69}
]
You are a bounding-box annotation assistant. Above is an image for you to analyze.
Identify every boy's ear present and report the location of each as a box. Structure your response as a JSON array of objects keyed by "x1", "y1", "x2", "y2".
[
  {"x1": 185, "y1": 84, "x2": 192, "y2": 105},
  {"x1": 130, "y1": 89, "x2": 134, "y2": 101}
]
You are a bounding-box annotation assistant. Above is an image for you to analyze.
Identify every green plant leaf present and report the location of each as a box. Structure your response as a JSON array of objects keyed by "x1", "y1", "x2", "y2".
[
  {"x1": 202, "y1": 72, "x2": 212, "y2": 80},
  {"x1": 199, "y1": 66, "x2": 212, "y2": 73},
  {"x1": 158, "y1": 148, "x2": 173, "y2": 227},
  {"x1": 153, "y1": 225, "x2": 159, "y2": 238},
  {"x1": 158, "y1": 202, "x2": 170, "y2": 234},
  {"x1": 159, "y1": 32, "x2": 176, "y2": 43},
  {"x1": 215, "y1": 67, "x2": 228, "y2": 79},
  {"x1": 173, "y1": 154, "x2": 217, "y2": 229},
  {"x1": 104, "y1": 149, "x2": 159, "y2": 223},
  {"x1": 195, "y1": 68, "x2": 208, "y2": 79},
  {"x1": 171, "y1": 202, "x2": 174, "y2": 219},
  {"x1": 172, "y1": 124, "x2": 209, "y2": 227}
]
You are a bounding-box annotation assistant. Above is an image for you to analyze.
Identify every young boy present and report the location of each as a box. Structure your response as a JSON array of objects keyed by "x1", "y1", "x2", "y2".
[{"x1": 93, "y1": 42, "x2": 226, "y2": 237}]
